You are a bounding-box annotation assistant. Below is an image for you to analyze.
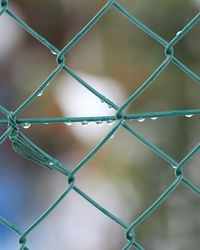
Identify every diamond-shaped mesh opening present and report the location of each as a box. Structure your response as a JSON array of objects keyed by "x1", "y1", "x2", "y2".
[
  {"x1": 127, "y1": 63, "x2": 200, "y2": 114},
  {"x1": 135, "y1": 185, "x2": 200, "y2": 250},
  {"x1": 66, "y1": 5, "x2": 165, "y2": 90},
  {"x1": 27, "y1": 190, "x2": 126, "y2": 250},
  {"x1": 162, "y1": 184, "x2": 200, "y2": 250},
  {"x1": 74, "y1": 127, "x2": 175, "y2": 224}
]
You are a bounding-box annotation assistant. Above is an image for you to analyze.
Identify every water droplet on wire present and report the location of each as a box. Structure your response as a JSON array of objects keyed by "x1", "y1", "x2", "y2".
[
  {"x1": 107, "y1": 120, "x2": 114, "y2": 126},
  {"x1": 22, "y1": 123, "x2": 31, "y2": 129},
  {"x1": 49, "y1": 162, "x2": 54, "y2": 166},
  {"x1": 96, "y1": 121, "x2": 103, "y2": 126},
  {"x1": 151, "y1": 117, "x2": 158, "y2": 120},
  {"x1": 108, "y1": 105, "x2": 113, "y2": 109},
  {"x1": 100, "y1": 99, "x2": 104, "y2": 103},
  {"x1": 185, "y1": 114, "x2": 193, "y2": 118},
  {"x1": 65, "y1": 122, "x2": 72, "y2": 126},
  {"x1": 138, "y1": 118, "x2": 145, "y2": 122},
  {"x1": 51, "y1": 50, "x2": 57, "y2": 55},
  {"x1": 81, "y1": 121, "x2": 88, "y2": 127},
  {"x1": 110, "y1": 133, "x2": 115, "y2": 139},
  {"x1": 37, "y1": 91, "x2": 43, "y2": 97},
  {"x1": 176, "y1": 31, "x2": 181, "y2": 36}
]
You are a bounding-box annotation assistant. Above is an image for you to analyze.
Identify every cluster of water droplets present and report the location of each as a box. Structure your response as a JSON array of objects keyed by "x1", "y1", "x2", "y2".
[
  {"x1": 137, "y1": 117, "x2": 158, "y2": 122},
  {"x1": 22, "y1": 87, "x2": 196, "y2": 131},
  {"x1": 21, "y1": 120, "x2": 116, "y2": 129},
  {"x1": 81, "y1": 121, "x2": 88, "y2": 127},
  {"x1": 136, "y1": 114, "x2": 194, "y2": 123},
  {"x1": 63, "y1": 118, "x2": 115, "y2": 127},
  {"x1": 21, "y1": 113, "x2": 195, "y2": 130},
  {"x1": 78, "y1": 120, "x2": 115, "y2": 127},
  {"x1": 100, "y1": 99, "x2": 114, "y2": 110},
  {"x1": 96, "y1": 121, "x2": 103, "y2": 126}
]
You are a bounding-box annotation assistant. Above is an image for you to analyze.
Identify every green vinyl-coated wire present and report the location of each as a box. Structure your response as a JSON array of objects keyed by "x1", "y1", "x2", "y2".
[{"x1": 0, "y1": 1, "x2": 200, "y2": 249}]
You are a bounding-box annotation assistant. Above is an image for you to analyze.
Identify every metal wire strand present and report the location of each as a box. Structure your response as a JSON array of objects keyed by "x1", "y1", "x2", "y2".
[{"x1": 0, "y1": 0, "x2": 199, "y2": 249}]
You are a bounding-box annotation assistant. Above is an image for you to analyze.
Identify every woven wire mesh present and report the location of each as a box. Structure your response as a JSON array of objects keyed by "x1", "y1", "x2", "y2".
[{"x1": 0, "y1": 0, "x2": 200, "y2": 249}]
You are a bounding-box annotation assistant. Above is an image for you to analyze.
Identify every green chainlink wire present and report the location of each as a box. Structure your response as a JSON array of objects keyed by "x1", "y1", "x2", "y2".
[{"x1": 0, "y1": 0, "x2": 200, "y2": 249}]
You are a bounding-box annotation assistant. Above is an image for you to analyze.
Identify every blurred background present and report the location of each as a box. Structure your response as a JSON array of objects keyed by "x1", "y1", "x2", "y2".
[{"x1": 0, "y1": 0, "x2": 199, "y2": 249}]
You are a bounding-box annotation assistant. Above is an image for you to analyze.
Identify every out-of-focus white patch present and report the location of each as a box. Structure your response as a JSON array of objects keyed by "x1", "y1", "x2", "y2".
[
  {"x1": 55, "y1": 72, "x2": 125, "y2": 144},
  {"x1": 30, "y1": 170, "x2": 141, "y2": 250},
  {"x1": 0, "y1": 4, "x2": 24, "y2": 62}
]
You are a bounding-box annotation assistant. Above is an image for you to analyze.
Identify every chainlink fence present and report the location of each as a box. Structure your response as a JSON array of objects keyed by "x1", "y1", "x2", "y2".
[{"x1": 0, "y1": 0, "x2": 200, "y2": 249}]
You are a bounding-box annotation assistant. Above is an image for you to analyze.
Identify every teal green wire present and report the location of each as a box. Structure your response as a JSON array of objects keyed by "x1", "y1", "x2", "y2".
[
  {"x1": 172, "y1": 57, "x2": 200, "y2": 84},
  {"x1": 125, "y1": 174, "x2": 183, "y2": 235},
  {"x1": 166, "y1": 12, "x2": 200, "y2": 51},
  {"x1": 176, "y1": 144, "x2": 200, "y2": 174},
  {"x1": 69, "y1": 119, "x2": 123, "y2": 179},
  {"x1": 0, "y1": 0, "x2": 8, "y2": 16},
  {"x1": 19, "y1": 180, "x2": 75, "y2": 248},
  {"x1": 0, "y1": 108, "x2": 200, "y2": 126},
  {"x1": 0, "y1": 127, "x2": 12, "y2": 144},
  {"x1": 13, "y1": 62, "x2": 65, "y2": 117},
  {"x1": 0, "y1": 0, "x2": 199, "y2": 249},
  {"x1": 113, "y1": 2, "x2": 200, "y2": 84},
  {"x1": 0, "y1": 216, "x2": 23, "y2": 236},
  {"x1": 116, "y1": 57, "x2": 172, "y2": 117},
  {"x1": 58, "y1": 0, "x2": 115, "y2": 58},
  {"x1": 0, "y1": 217, "x2": 29, "y2": 250},
  {"x1": 182, "y1": 178, "x2": 200, "y2": 196},
  {"x1": 73, "y1": 185, "x2": 128, "y2": 229}
]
